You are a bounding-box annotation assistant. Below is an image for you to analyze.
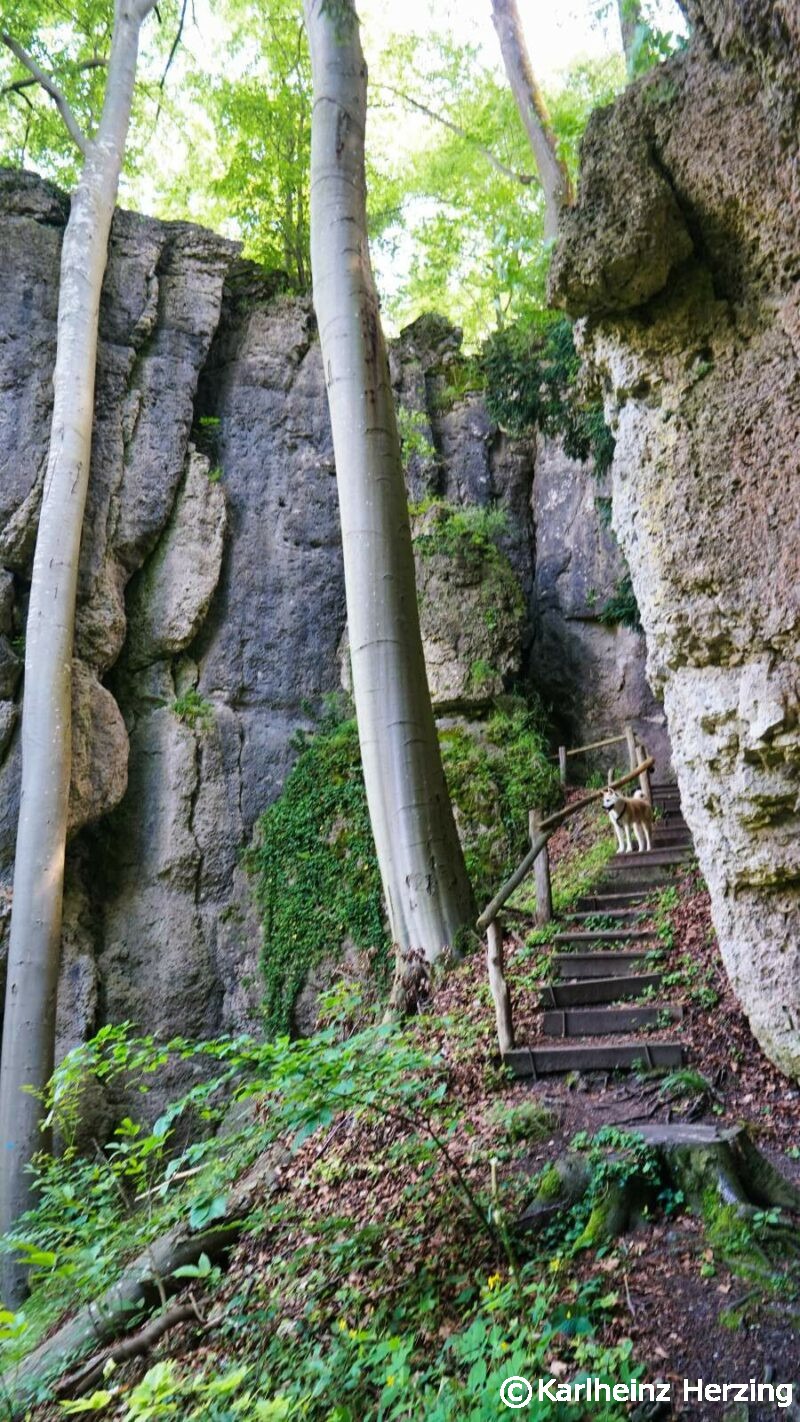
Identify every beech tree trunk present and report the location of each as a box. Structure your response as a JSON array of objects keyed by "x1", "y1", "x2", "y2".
[
  {"x1": 490, "y1": 0, "x2": 573, "y2": 240},
  {"x1": 304, "y1": 0, "x2": 475, "y2": 968},
  {"x1": 0, "y1": 0, "x2": 156, "y2": 1305},
  {"x1": 617, "y1": 0, "x2": 644, "y2": 68}
]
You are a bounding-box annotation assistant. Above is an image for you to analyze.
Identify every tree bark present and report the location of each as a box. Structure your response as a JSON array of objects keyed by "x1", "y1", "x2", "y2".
[
  {"x1": 304, "y1": 0, "x2": 475, "y2": 967},
  {"x1": 0, "y1": 0, "x2": 157, "y2": 1306},
  {"x1": 490, "y1": 0, "x2": 573, "y2": 240}
]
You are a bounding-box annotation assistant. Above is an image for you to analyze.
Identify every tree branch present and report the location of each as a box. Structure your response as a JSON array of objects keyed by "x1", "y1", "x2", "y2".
[
  {"x1": 1, "y1": 32, "x2": 88, "y2": 154},
  {"x1": 157, "y1": 0, "x2": 188, "y2": 109},
  {"x1": 55, "y1": 1301, "x2": 202, "y2": 1401},
  {"x1": 374, "y1": 80, "x2": 536, "y2": 187},
  {"x1": 0, "y1": 55, "x2": 106, "y2": 99}
]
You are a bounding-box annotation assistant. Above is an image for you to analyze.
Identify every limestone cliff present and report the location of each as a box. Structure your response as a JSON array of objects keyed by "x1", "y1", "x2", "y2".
[
  {"x1": 550, "y1": 0, "x2": 800, "y2": 1075},
  {"x1": 0, "y1": 169, "x2": 665, "y2": 1077}
]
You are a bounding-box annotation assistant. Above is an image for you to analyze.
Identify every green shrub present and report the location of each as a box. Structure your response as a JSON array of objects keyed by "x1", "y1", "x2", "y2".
[
  {"x1": 598, "y1": 575, "x2": 642, "y2": 631},
  {"x1": 481, "y1": 314, "x2": 615, "y2": 478},
  {"x1": 412, "y1": 501, "x2": 509, "y2": 567},
  {"x1": 396, "y1": 405, "x2": 437, "y2": 468}
]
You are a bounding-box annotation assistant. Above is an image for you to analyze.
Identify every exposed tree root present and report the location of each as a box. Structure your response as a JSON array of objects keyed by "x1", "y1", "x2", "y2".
[
  {"x1": 517, "y1": 1124, "x2": 800, "y2": 1258},
  {"x1": 54, "y1": 1299, "x2": 202, "y2": 1401}
]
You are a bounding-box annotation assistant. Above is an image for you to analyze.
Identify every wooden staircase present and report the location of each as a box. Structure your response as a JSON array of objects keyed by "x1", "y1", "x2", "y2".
[{"x1": 504, "y1": 783, "x2": 692, "y2": 1078}]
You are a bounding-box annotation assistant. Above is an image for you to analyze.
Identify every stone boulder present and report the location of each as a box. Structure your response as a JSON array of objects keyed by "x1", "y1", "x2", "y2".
[{"x1": 549, "y1": 0, "x2": 800, "y2": 1076}]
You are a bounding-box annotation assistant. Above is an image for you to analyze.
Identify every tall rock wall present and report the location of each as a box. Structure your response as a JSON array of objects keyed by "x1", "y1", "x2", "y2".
[
  {"x1": 0, "y1": 169, "x2": 667, "y2": 1076},
  {"x1": 550, "y1": 0, "x2": 800, "y2": 1075}
]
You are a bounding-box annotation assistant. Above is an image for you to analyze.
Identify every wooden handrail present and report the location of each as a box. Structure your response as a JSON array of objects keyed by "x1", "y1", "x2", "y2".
[
  {"x1": 564, "y1": 732, "x2": 627, "y2": 757},
  {"x1": 477, "y1": 757, "x2": 654, "y2": 930}
]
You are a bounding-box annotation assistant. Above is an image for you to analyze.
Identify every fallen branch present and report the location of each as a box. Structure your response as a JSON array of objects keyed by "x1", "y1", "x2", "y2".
[
  {"x1": 55, "y1": 1300, "x2": 201, "y2": 1401},
  {"x1": 1, "y1": 1150, "x2": 286, "y2": 1418}
]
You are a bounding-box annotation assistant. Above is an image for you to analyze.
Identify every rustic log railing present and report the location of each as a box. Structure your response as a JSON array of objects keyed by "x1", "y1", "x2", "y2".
[
  {"x1": 557, "y1": 722, "x2": 650, "y2": 798},
  {"x1": 478, "y1": 755, "x2": 655, "y2": 1055}
]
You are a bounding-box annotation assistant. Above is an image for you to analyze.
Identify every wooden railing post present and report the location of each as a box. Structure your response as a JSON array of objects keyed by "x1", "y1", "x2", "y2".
[
  {"x1": 487, "y1": 917, "x2": 514, "y2": 1056},
  {"x1": 624, "y1": 722, "x2": 638, "y2": 776},
  {"x1": 529, "y1": 807, "x2": 552, "y2": 925},
  {"x1": 636, "y1": 741, "x2": 653, "y2": 805},
  {"x1": 558, "y1": 745, "x2": 567, "y2": 786}
]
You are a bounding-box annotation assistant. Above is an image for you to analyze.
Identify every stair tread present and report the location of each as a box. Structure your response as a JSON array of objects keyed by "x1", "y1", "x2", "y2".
[
  {"x1": 552, "y1": 950, "x2": 656, "y2": 979},
  {"x1": 553, "y1": 928, "x2": 657, "y2": 943},
  {"x1": 540, "y1": 972, "x2": 662, "y2": 1008},
  {"x1": 565, "y1": 909, "x2": 651, "y2": 922},
  {"x1": 504, "y1": 1042, "x2": 684, "y2": 1075},
  {"x1": 608, "y1": 848, "x2": 692, "y2": 865},
  {"x1": 541, "y1": 1004, "x2": 682, "y2": 1037}
]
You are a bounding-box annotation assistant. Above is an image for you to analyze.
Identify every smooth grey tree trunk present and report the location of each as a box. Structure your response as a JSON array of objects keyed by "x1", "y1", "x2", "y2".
[
  {"x1": 0, "y1": 0, "x2": 156, "y2": 1305},
  {"x1": 304, "y1": 0, "x2": 475, "y2": 973},
  {"x1": 617, "y1": 0, "x2": 644, "y2": 68},
  {"x1": 490, "y1": 0, "x2": 573, "y2": 240}
]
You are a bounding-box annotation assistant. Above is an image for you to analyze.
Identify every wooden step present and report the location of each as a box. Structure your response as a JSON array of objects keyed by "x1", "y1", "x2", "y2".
[
  {"x1": 607, "y1": 848, "x2": 692, "y2": 869},
  {"x1": 562, "y1": 915, "x2": 650, "y2": 927},
  {"x1": 541, "y1": 1004, "x2": 682, "y2": 1037},
  {"x1": 553, "y1": 928, "x2": 657, "y2": 946},
  {"x1": 551, "y1": 950, "x2": 656, "y2": 979},
  {"x1": 540, "y1": 972, "x2": 662, "y2": 1008},
  {"x1": 576, "y1": 890, "x2": 652, "y2": 910},
  {"x1": 602, "y1": 858, "x2": 682, "y2": 881},
  {"x1": 504, "y1": 1042, "x2": 684, "y2": 1076}
]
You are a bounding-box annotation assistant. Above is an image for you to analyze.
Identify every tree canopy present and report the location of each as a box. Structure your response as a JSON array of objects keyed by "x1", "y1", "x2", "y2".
[{"x1": 0, "y1": 2, "x2": 642, "y2": 343}]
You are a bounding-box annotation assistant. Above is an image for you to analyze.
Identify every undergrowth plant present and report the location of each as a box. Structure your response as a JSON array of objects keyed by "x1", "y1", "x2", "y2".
[
  {"x1": 171, "y1": 688, "x2": 214, "y2": 732},
  {"x1": 0, "y1": 1009, "x2": 649, "y2": 1421},
  {"x1": 480, "y1": 314, "x2": 615, "y2": 478}
]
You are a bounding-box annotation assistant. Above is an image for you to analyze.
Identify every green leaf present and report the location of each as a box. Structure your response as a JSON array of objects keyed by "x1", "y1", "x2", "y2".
[
  {"x1": 59, "y1": 1390, "x2": 115, "y2": 1414},
  {"x1": 188, "y1": 1193, "x2": 228, "y2": 1231}
]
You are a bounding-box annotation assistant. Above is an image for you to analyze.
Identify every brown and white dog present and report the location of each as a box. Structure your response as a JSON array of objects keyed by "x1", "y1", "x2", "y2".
[{"x1": 602, "y1": 787, "x2": 653, "y2": 853}]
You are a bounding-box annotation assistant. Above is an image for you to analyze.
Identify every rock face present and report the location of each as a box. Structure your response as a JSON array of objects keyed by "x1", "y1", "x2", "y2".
[
  {"x1": 0, "y1": 169, "x2": 667, "y2": 1085},
  {"x1": 531, "y1": 436, "x2": 670, "y2": 774},
  {"x1": 549, "y1": 0, "x2": 800, "y2": 1076}
]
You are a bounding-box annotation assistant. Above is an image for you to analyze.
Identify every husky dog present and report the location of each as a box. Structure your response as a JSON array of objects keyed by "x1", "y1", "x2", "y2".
[{"x1": 602, "y1": 787, "x2": 653, "y2": 853}]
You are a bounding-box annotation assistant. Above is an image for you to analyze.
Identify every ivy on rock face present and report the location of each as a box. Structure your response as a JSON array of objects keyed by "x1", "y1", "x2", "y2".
[
  {"x1": 439, "y1": 702, "x2": 561, "y2": 909},
  {"x1": 480, "y1": 314, "x2": 615, "y2": 478},
  {"x1": 246, "y1": 709, "x2": 389, "y2": 1038},
  {"x1": 248, "y1": 698, "x2": 560, "y2": 1032}
]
